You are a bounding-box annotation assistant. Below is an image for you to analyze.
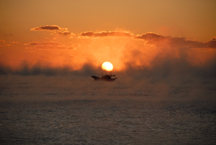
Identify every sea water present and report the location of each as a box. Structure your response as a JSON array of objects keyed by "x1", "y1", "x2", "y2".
[{"x1": 0, "y1": 75, "x2": 216, "y2": 144}]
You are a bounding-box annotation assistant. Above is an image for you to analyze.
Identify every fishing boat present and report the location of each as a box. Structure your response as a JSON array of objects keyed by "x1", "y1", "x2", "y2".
[{"x1": 91, "y1": 74, "x2": 117, "y2": 81}]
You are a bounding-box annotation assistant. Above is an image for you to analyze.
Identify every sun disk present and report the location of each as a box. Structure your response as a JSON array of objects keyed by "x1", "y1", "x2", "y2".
[{"x1": 101, "y1": 62, "x2": 113, "y2": 71}]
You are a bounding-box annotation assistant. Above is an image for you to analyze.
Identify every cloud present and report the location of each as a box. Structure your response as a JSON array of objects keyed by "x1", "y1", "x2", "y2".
[
  {"x1": 135, "y1": 32, "x2": 215, "y2": 48},
  {"x1": 30, "y1": 25, "x2": 75, "y2": 37},
  {"x1": 30, "y1": 25, "x2": 67, "y2": 31},
  {"x1": 24, "y1": 41, "x2": 74, "y2": 49},
  {"x1": 136, "y1": 32, "x2": 165, "y2": 41},
  {"x1": 79, "y1": 31, "x2": 133, "y2": 38},
  {"x1": 57, "y1": 31, "x2": 72, "y2": 36}
]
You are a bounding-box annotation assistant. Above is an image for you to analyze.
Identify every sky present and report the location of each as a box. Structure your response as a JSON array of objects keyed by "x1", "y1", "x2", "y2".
[{"x1": 0, "y1": 0, "x2": 216, "y2": 77}]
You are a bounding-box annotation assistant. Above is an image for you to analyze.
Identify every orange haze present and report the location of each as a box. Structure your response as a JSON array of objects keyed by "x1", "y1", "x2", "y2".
[{"x1": 0, "y1": 30, "x2": 216, "y2": 74}]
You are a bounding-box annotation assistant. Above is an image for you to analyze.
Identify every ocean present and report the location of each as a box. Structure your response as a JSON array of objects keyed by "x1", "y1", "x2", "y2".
[{"x1": 0, "y1": 75, "x2": 216, "y2": 144}]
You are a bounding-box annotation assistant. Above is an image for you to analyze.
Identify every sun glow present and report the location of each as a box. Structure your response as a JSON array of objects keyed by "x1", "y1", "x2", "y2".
[{"x1": 101, "y1": 62, "x2": 113, "y2": 71}]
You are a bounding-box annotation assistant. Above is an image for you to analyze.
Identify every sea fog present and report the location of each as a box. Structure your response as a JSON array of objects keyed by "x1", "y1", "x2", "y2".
[
  {"x1": 0, "y1": 71, "x2": 216, "y2": 144},
  {"x1": 1, "y1": 73, "x2": 216, "y2": 102}
]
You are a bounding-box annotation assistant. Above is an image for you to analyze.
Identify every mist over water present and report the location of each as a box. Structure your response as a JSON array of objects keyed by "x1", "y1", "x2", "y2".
[{"x1": 0, "y1": 73, "x2": 216, "y2": 144}]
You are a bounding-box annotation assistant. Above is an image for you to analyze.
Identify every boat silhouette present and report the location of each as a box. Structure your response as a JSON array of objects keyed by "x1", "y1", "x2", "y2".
[{"x1": 91, "y1": 74, "x2": 117, "y2": 81}]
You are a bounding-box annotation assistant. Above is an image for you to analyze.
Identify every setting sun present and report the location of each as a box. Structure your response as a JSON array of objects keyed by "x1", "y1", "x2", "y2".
[{"x1": 101, "y1": 62, "x2": 113, "y2": 71}]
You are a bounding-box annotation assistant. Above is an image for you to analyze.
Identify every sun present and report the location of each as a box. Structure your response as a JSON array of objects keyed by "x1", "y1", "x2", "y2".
[{"x1": 101, "y1": 61, "x2": 113, "y2": 71}]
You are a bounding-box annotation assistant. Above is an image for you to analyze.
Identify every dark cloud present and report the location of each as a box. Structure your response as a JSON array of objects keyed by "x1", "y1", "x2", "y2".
[
  {"x1": 136, "y1": 32, "x2": 165, "y2": 41},
  {"x1": 30, "y1": 25, "x2": 67, "y2": 31},
  {"x1": 24, "y1": 41, "x2": 74, "y2": 49},
  {"x1": 135, "y1": 32, "x2": 215, "y2": 49},
  {"x1": 30, "y1": 25, "x2": 75, "y2": 37},
  {"x1": 79, "y1": 31, "x2": 133, "y2": 38}
]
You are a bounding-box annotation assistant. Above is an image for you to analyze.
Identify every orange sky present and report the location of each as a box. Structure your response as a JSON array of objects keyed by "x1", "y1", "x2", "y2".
[{"x1": 0, "y1": 0, "x2": 216, "y2": 72}]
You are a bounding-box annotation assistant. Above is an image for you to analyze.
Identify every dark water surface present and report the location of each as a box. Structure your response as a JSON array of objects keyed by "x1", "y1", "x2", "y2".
[{"x1": 0, "y1": 75, "x2": 216, "y2": 144}]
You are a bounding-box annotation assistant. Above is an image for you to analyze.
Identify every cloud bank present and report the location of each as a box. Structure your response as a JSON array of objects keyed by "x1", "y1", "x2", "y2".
[
  {"x1": 79, "y1": 31, "x2": 133, "y2": 38},
  {"x1": 29, "y1": 26, "x2": 216, "y2": 48},
  {"x1": 78, "y1": 31, "x2": 216, "y2": 49},
  {"x1": 136, "y1": 32, "x2": 216, "y2": 48}
]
